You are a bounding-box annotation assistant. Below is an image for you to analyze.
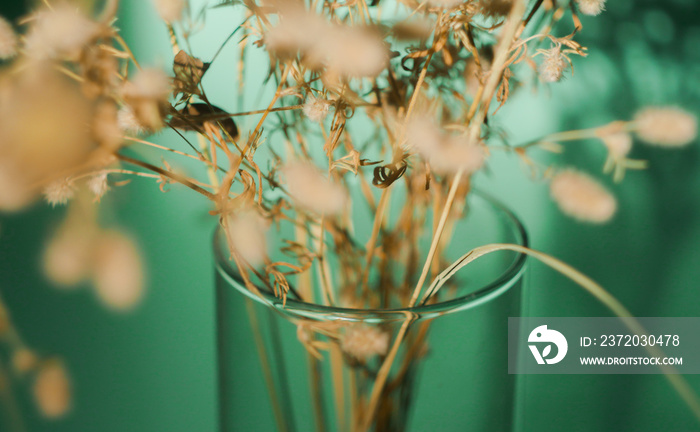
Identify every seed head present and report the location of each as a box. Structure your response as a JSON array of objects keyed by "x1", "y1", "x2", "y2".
[
  {"x1": 43, "y1": 180, "x2": 75, "y2": 207},
  {"x1": 88, "y1": 173, "x2": 110, "y2": 201},
  {"x1": 550, "y1": 169, "x2": 617, "y2": 223},
  {"x1": 33, "y1": 362, "x2": 71, "y2": 418},
  {"x1": 225, "y1": 211, "x2": 268, "y2": 267},
  {"x1": 303, "y1": 96, "x2": 331, "y2": 122},
  {"x1": 539, "y1": 46, "x2": 567, "y2": 83},
  {"x1": 282, "y1": 161, "x2": 348, "y2": 215},
  {"x1": 633, "y1": 106, "x2": 698, "y2": 148},
  {"x1": 341, "y1": 325, "x2": 390, "y2": 362},
  {"x1": 576, "y1": 0, "x2": 606, "y2": 16},
  {"x1": 92, "y1": 231, "x2": 144, "y2": 311},
  {"x1": 24, "y1": 5, "x2": 100, "y2": 60}
]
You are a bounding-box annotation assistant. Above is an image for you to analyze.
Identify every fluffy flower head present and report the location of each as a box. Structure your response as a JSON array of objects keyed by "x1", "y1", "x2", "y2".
[
  {"x1": 92, "y1": 231, "x2": 144, "y2": 311},
  {"x1": 550, "y1": 169, "x2": 617, "y2": 223},
  {"x1": 225, "y1": 211, "x2": 268, "y2": 267},
  {"x1": 34, "y1": 362, "x2": 71, "y2": 418},
  {"x1": 43, "y1": 180, "x2": 75, "y2": 207},
  {"x1": 539, "y1": 46, "x2": 567, "y2": 83},
  {"x1": 282, "y1": 161, "x2": 347, "y2": 215},
  {"x1": 25, "y1": 5, "x2": 100, "y2": 60},
  {"x1": 341, "y1": 325, "x2": 389, "y2": 362},
  {"x1": 576, "y1": 0, "x2": 606, "y2": 16},
  {"x1": 303, "y1": 96, "x2": 331, "y2": 122},
  {"x1": 634, "y1": 106, "x2": 698, "y2": 148}
]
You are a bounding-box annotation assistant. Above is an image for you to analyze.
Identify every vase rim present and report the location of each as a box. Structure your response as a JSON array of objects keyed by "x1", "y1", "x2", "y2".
[{"x1": 213, "y1": 189, "x2": 528, "y2": 320}]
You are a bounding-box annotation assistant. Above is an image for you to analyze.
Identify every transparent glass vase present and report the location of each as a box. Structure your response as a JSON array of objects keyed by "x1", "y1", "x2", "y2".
[{"x1": 214, "y1": 191, "x2": 528, "y2": 432}]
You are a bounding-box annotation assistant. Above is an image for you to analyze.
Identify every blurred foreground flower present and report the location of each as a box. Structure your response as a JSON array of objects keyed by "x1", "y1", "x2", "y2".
[{"x1": 550, "y1": 169, "x2": 617, "y2": 223}]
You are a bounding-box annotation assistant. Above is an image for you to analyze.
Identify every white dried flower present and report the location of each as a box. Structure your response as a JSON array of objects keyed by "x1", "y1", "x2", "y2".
[
  {"x1": 550, "y1": 169, "x2": 617, "y2": 223},
  {"x1": 341, "y1": 325, "x2": 389, "y2": 362},
  {"x1": 43, "y1": 180, "x2": 75, "y2": 206},
  {"x1": 43, "y1": 222, "x2": 95, "y2": 287},
  {"x1": 24, "y1": 5, "x2": 100, "y2": 60},
  {"x1": 88, "y1": 173, "x2": 109, "y2": 201},
  {"x1": 633, "y1": 106, "x2": 698, "y2": 148},
  {"x1": 576, "y1": 0, "x2": 606, "y2": 16},
  {"x1": 282, "y1": 161, "x2": 348, "y2": 215},
  {"x1": 153, "y1": 0, "x2": 186, "y2": 22},
  {"x1": 309, "y1": 25, "x2": 388, "y2": 78},
  {"x1": 0, "y1": 16, "x2": 18, "y2": 60},
  {"x1": 303, "y1": 96, "x2": 331, "y2": 122},
  {"x1": 601, "y1": 132, "x2": 632, "y2": 159},
  {"x1": 225, "y1": 211, "x2": 268, "y2": 267},
  {"x1": 264, "y1": 10, "x2": 327, "y2": 55},
  {"x1": 33, "y1": 362, "x2": 71, "y2": 418},
  {"x1": 539, "y1": 46, "x2": 567, "y2": 83},
  {"x1": 407, "y1": 117, "x2": 485, "y2": 175},
  {"x1": 92, "y1": 231, "x2": 144, "y2": 311}
]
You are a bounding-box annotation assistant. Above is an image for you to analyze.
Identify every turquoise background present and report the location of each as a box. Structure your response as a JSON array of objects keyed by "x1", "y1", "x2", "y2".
[{"x1": 1, "y1": 0, "x2": 700, "y2": 431}]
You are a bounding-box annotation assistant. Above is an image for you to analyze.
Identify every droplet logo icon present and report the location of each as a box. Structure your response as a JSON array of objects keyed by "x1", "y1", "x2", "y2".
[{"x1": 528, "y1": 325, "x2": 568, "y2": 365}]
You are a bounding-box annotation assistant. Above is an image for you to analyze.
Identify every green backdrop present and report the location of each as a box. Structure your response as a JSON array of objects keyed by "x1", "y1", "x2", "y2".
[{"x1": 1, "y1": 0, "x2": 699, "y2": 431}]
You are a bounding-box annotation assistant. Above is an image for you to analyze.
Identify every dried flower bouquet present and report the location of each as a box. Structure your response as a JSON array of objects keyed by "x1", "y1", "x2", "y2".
[{"x1": 0, "y1": 0, "x2": 698, "y2": 430}]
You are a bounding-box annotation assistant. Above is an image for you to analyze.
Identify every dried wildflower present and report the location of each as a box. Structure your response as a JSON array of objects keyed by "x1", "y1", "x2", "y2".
[
  {"x1": 43, "y1": 222, "x2": 95, "y2": 287},
  {"x1": 576, "y1": 0, "x2": 606, "y2": 16},
  {"x1": 601, "y1": 132, "x2": 632, "y2": 159},
  {"x1": 408, "y1": 117, "x2": 485, "y2": 175},
  {"x1": 550, "y1": 169, "x2": 617, "y2": 223},
  {"x1": 24, "y1": 5, "x2": 101, "y2": 60},
  {"x1": 0, "y1": 16, "x2": 18, "y2": 60},
  {"x1": 263, "y1": 8, "x2": 327, "y2": 56},
  {"x1": 225, "y1": 211, "x2": 268, "y2": 267},
  {"x1": 43, "y1": 180, "x2": 75, "y2": 207},
  {"x1": 117, "y1": 106, "x2": 146, "y2": 135},
  {"x1": 92, "y1": 231, "x2": 144, "y2": 311},
  {"x1": 303, "y1": 96, "x2": 331, "y2": 122},
  {"x1": 12, "y1": 348, "x2": 38, "y2": 374},
  {"x1": 539, "y1": 46, "x2": 567, "y2": 83},
  {"x1": 33, "y1": 362, "x2": 71, "y2": 418},
  {"x1": 121, "y1": 67, "x2": 172, "y2": 130},
  {"x1": 282, "y1": 161, "x2": 347, "y2": 215},
  {"x1": 633, "y1": 107, "x2": 698, "y2": 148},
  {"x1": 153, "y1": 0, "x2": 186, "y2": 23},
  {"x1": 88, "y1": 173, "x2": 110, "y2": 201},
  {"x1": 307, "y1": 25, "x2": 388, "y2": 78},
  {"x1": 340, "y1": 325, "x2": 389, "y2": 362}
]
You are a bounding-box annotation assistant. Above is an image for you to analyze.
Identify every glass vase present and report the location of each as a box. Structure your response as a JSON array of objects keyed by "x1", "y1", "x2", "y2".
[{"x1": 214, "y1": 191, "x2": 527, "y2": 432}]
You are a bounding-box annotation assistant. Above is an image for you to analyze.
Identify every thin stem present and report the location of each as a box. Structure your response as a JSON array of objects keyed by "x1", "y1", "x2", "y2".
[
  {"x1": 116, "y1": 153, "x2": 216, "y2": 200},
  {"x1": 123, "y1": 136, "x2": 205, "y2": 162}
]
